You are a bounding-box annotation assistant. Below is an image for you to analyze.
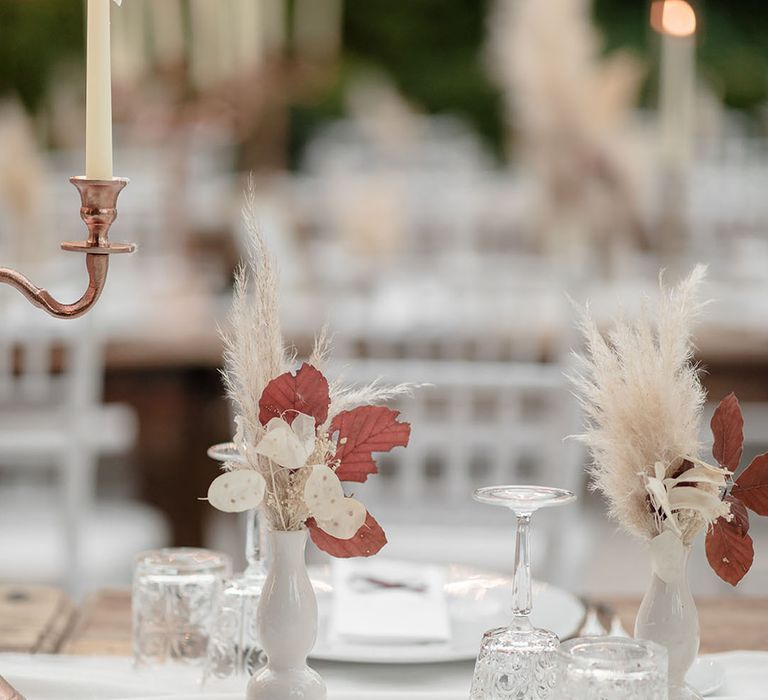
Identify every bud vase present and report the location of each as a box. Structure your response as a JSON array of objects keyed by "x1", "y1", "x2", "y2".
[
  {"x1": 246, "y1": 530, "x2": 326, "y2": 700},
  {"x1": 634, "y1": 546, "x2": 702, "y2": 700}
]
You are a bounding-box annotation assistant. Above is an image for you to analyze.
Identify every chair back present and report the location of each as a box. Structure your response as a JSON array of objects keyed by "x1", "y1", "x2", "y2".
[
  {"x1": 328, "y1": 359, "x2": 584, "y2": 518},
  {"x1": 0, "y1": 311, "x2": 135, "y2": 590},
  {"x1": 0, "y1": 316, "x2": 101, "y2": 413}
]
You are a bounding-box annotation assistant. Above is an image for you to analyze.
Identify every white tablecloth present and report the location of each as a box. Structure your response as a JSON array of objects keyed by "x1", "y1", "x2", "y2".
[{"x1": 1, "y1": 652, "x2": 767, "y2": 699}]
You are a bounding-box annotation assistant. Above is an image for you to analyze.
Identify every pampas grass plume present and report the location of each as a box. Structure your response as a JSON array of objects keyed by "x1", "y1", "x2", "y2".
[{"x1": 570, "y1": 266, "x2": 709, "y2": 542}]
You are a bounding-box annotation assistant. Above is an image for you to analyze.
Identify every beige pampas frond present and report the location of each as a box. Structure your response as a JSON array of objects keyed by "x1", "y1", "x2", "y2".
[
  {"x1": 221, "y1": 191, "x2": 290, "y2": 446},
  {"x1": 220, "y1": 189, "x2": 295, "y2": 531},
  {"x1": 488, "y1": 0, "x2": 644, "y2": 141},
  {"x1": 308, "y1": 325, "x2": 332, "y2": 369},
  {"x1": 326, "y1": 378, "x2": 415, "y2": 429},
  {"x1": 570, "y1": 266, "x2": 711, "y2": 543},
  {"x1": 487, "y1": 0, "x2": 650, "y2": 258}
]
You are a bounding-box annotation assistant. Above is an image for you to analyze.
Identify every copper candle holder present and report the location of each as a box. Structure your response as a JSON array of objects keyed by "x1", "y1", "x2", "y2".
[{"x1": 0, "y1": 176, "x2": 135, "y2": 319}]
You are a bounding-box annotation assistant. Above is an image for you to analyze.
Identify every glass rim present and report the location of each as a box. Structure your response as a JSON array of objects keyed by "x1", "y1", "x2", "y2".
[
  {"x1": 556, "y1": 636, "x2": 668, "y2": 674},
  {"x1": 207, "y1": 442, "x2": 246, "y2": 464},
  {"x1": 134, "y1": 547, "x2": 232, "y2": 576},
  {"x1": 473, "y1": 484, "x2": 576, "y2": 511}
]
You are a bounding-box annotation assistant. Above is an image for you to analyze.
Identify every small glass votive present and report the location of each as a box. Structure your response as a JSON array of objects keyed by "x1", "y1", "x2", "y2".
[
  {"x1": 555, "y1": 637, "x2": 668, "y2": 700},
  {"x1": 205, "y1": 572, "x2": 265, "y2": 681},
  {"x1": 205, "y1": 509, "x2": 268, "y2": 682},
  {"x1": 133, "y1": 547, "x2": 232, "y2": 671}
]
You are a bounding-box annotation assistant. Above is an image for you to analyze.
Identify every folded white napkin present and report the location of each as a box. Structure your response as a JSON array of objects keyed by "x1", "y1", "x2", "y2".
[{"x1": 330, "y1": 559, "x2": 451, "y2": 645}]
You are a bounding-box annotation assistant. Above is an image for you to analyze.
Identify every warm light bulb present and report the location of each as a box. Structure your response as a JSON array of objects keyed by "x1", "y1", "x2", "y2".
[{"x1": 651, "y1": 0, "x2": 697, "y2": 38}]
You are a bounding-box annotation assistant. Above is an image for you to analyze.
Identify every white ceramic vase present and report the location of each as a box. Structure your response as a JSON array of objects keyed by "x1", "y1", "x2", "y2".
[
  {"x1": 246, "y1": 530, "x2": 326, "y2": 700},
  {"x1": 635, "y1": 546, "x2": 702, "y2": 700}
]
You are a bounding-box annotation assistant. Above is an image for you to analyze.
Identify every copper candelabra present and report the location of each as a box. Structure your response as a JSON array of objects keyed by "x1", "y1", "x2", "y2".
[{"x1": 0, "y1": 177, "x2": 135, "y2": 319}]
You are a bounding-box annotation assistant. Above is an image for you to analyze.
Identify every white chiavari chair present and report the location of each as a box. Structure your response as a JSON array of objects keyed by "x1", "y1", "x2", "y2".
[
  {"x1": 0, "y1": 311, "x2": 168, "y2": 592},
  {"x1": 323, "y1": 359, "x2": 587, "y2": 584}
]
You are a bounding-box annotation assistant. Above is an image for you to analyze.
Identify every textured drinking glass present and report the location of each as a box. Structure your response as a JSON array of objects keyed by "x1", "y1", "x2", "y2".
[
  {"x1": 206, "y1": 507, "x2": 269, "y2": 680},
  {"x1": 205, "y1": 442, "x2": 269, "y2": 681},
  {"x1": 133, "y1": 548, "x2": 231, "y2": 671},
  {"x1": 470, "y1": 485, "x2": 576, "y2": 700},
  {"x1": 555, "y1": 637, "x2": 668, "y2": 699}
]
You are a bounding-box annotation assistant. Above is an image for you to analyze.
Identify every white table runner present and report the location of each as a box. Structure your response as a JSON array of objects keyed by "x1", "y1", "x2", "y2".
[{"x1": 0, "y1": 652, "x2": 766, "y2": 699}]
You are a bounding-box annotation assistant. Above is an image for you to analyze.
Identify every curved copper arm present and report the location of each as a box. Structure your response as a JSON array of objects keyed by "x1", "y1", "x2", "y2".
[
  {"x1": 0, "y1": 177, "x2": 134, "y2": 320},
  {"x1": 0, "y1": 254, "x2": 108, "y2": 320}
]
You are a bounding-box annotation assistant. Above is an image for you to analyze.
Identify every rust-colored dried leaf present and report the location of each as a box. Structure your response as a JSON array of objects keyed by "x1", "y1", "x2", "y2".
[
  {"x1": 711, "y1": 393, "x2": 744, "y2": 472},
  {"x1": 705, "y1": 516, "x2": 754, "y2": 586},
  {"x1": 331, "y1": 406, "x2": 411, "y2": 483},
  {"x1": 732, "y1": 453, "x2": 768, "y2": 516},
  {"x1": 258, "y1": 363, "x2": 329, "y2": 427},
  {"x1": 307, "y1": 512, "x2": 387, "y2": 558}
]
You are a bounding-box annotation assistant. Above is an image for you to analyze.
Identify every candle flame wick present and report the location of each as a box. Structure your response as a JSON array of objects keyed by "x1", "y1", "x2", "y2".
[{"x1": 652, "y1": 0, "x2": 697, "y2": 38}]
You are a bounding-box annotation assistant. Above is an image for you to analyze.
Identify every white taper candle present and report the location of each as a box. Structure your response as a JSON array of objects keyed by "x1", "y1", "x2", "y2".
[
  {"x1": 657, "y1": 0, "x2": 697, "y2": 169},
  {"x1": 85, "y1": 0, "x2": 114, "y2": 179}
]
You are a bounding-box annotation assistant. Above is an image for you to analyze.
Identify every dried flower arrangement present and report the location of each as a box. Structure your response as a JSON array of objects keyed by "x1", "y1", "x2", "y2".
[
  {"x1": 487, "y1": 0, "x2": 650, "y2": 260},
  {"x1": 571, "y1": 265, "x2": 768, "y2": 585},
  {"x1": 206, "y1": 197, "x2": 412, "y2": 558}
]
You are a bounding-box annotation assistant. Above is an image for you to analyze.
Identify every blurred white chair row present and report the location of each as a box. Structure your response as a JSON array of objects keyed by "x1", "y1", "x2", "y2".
[
  {"x1": 0, "y1": 311, "x2": 168, "y2": 593},
  {"x1": 323, "y1": 359, "x2": 587, "y2": 585},
  {"x1": 292, "y1": 113, "x2": 768, "y2": 294}
]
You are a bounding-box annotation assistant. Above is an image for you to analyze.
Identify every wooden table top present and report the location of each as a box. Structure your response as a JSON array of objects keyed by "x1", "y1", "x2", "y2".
[
  {"x1": 2, "y1": 586, "x2": 767, "y2": 657},
  {"x1": 59, "y1": 589, "x2": 132, "y2": 657},
  {"x1": 610, "y1": 596, "x2": 768, "y2": 654},
  {"x1": 0, "y1": 586, "x2": 75, "y2": 655}
]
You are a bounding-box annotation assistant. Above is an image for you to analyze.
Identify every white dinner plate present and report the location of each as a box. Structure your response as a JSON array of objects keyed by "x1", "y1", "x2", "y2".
[
  {"x1": 687, "y1": 657, "x2": 726, "y2": 696},
  {"x1": 309, "y1": 563, "x2": 584, "y2": 664}
]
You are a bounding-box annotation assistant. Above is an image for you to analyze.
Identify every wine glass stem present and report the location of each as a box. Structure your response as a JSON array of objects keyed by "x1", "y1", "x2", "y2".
[{"x1": 512, "y1": 513, "x2": 533, "y2": 619}]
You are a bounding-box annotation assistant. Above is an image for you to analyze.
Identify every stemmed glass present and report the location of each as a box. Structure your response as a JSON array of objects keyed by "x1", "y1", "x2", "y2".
[
  {"x1": 470, "y1": 485, "x2": 577, "y2": 700},
  {"x1": 207, "y1": 441, "x2": 269, "y2": 584},
  {"x1": 205, "y1": 442, "x2": 268, "y2": 679}
]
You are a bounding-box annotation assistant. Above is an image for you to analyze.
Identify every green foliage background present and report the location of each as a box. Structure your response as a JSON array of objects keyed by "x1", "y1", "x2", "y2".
[
  {"x1": 299, "y1": 0, "x2": 768, "y2": 158},
  {"x1": 0, "y1": 0, "x2": 84, "y2": 112}
]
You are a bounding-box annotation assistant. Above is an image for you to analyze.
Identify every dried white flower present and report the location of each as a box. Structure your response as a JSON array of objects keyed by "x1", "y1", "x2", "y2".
[
  {"x1": 644, "y1": 459, "x2": 730, "y2": 538},
  {"x1": 315, "y1": 500, "x2": 367, "y2": 540},
  {"x1": 303, "y1": 465, "x2": 367, "y2": 539},
  {"x1": 208, "y1": 470, "x2": 266, "y2": 513},
  {"x1": 254, "y1": 414, "x2": 316, "y2": 470}
]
